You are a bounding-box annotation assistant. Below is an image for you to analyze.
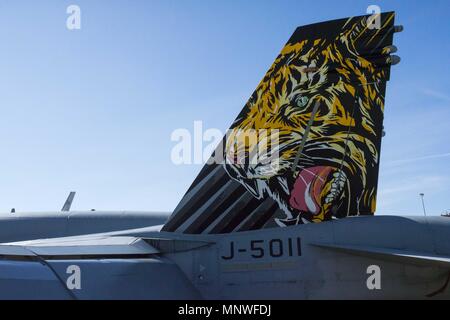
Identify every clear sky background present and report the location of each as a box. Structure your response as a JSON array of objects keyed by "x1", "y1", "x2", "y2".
[{"x1": 0, "y1": 0, "x2": 449, "y2": 216}]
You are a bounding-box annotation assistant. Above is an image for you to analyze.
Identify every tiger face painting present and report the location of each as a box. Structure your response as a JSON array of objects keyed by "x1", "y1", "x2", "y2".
[
  {"x1": 163, "y1": 12, "x2": 398, "y2": 234},
  {"x1": 223, "y1": 13, "x2": 396, "y2": 226}
]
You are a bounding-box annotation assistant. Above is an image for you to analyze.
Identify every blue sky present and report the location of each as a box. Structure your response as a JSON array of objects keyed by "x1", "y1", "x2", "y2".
[{"x1": 0, "y1": 0, "x2": 449, "y2": 216}]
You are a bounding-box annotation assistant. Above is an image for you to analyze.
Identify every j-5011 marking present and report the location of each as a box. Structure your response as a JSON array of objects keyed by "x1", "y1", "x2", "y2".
[{"x1": 221, "y1": 237, "x2": 302, "y2": 260}]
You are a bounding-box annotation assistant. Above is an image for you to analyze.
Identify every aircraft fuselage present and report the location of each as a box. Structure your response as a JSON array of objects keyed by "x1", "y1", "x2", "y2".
[{"x1": 0, "y1": 211, "x2": 170, "y2": 243}]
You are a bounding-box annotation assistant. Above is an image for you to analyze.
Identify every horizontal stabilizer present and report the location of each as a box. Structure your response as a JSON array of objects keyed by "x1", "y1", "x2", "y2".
[
  {"x1": 311, "y1": 242, "x2": 450, "y2": 268},
  {"x1": 0, "y1": 234, "x2": 213, "y2": 259},
  {"x1": 0, "y1": 236, "x2": 159, "y2": 258}
]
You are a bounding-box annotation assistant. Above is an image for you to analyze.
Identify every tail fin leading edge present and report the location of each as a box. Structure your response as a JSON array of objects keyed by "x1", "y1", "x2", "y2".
[{"x1": 163, "y1": 12, "x2": 400, "y2": 234}]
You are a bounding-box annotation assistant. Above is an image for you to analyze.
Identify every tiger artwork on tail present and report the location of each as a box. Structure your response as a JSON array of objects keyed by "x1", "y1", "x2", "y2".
[
  {"x1": 163, "y1": 12, "x2": 399, "y2": 234},
  {"x1": 223, "y1": 13, "x2": 396, "y2": 226}
]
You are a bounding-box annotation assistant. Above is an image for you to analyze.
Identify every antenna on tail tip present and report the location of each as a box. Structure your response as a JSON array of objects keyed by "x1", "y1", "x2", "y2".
[
  {"x1": 384, "y1": 45, "x2": 398, "y2": 54},
  {"x1": 389, "y1": 55, "x2": 401, "y2": 65},
  {"x1": 394, "y1": 25, "x2": 404, "y2": 33}
]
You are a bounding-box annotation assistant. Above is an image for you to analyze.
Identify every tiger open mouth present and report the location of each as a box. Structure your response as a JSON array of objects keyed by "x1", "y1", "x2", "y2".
[{"x1": 289, "y1": 166, "x2": 347, "y2": 217}]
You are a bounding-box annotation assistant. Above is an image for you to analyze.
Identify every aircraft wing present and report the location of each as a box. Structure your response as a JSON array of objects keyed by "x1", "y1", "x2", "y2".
[{"x1": 312, "y1": 242, "x2": 450, "y2": 268}]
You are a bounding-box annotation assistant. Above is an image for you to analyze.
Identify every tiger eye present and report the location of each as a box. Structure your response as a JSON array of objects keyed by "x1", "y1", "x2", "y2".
[{"x1": 296, "y1": 96, "x2": 309, "y2": 108}]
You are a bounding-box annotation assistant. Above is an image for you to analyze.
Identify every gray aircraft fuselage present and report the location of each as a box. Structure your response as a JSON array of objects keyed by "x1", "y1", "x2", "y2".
[
  {"x1": 1, "y1": 215, "x2": 449, "y2": 300},
  {"x1": 151, "y1": 215, "x2": 450, "y2": 300},
  {"x1": 0, "y1": 211, "x2": 170, "y2": 243}
]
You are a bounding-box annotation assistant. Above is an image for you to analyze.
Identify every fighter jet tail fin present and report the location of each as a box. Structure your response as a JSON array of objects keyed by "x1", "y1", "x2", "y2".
[
  {"x1": 163, "y1": 12, "x2": 401, "y2": 234},
  {"x1": 61, "y1": 191, "x2": 76, "y2": 212}
]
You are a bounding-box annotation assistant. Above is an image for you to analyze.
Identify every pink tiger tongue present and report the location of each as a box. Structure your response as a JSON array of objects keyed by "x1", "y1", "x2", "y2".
[{"x1": 289, "y1": 166, "x2": 333, "y2": 214}]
